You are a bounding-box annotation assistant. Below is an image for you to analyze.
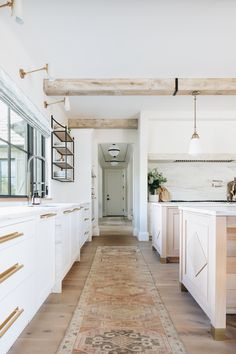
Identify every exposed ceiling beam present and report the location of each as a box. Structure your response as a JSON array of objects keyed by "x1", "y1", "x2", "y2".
[
  {"x1": 44, "y1": 78, "x2": 174, "y2": 96},
  {"x1": 68, "y1": 118, "x2": 138, "y2": 129},
  {"x1": 177, "y1": 78, "x2": 236, "y2": 95},
  {"x1": 44, "y1": 78, "x2": 236, "y2": 96}
]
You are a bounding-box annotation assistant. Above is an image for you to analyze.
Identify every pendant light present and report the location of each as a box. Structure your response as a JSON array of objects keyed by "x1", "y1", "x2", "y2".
[
  {"x1": 110, "y1": 159, "x2": 119, "y2": 166},
  {"x1": 188, "y1": 91, "x2": 202, "y2": 155},
  {"x1": 108, "y1": 143, "x2": 120, "y2": 157}
]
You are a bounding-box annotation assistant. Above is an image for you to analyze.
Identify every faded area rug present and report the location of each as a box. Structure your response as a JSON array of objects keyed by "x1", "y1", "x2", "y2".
[{"x1": 57, "y1": 246, "x2": 186, "y2": 354}]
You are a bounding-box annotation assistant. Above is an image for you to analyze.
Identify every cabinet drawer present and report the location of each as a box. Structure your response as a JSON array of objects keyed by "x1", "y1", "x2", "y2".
[
  {"x1": 0, "y1": 219, "x2": 35, "y2": 251},
  {"x1": 0, "y1": 275, "x2": 35, "y2": 354},
  {"x1": 0, "y1": 221, "x2": 35, "y2": 301}
]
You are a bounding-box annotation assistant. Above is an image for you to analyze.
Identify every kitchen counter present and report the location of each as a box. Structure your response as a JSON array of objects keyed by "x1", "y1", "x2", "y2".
[
  {"x1": 179, "y1": 205, "x2": 236, "y2": 216},
  {"x1": 0, "y1": 203, "x2": 83, "y2": 222}
]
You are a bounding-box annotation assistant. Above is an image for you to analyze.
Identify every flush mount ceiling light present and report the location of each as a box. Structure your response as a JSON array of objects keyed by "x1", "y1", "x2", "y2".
[
  {"x1": 0, "y1": 0, "x2": 23, "y2": 24},
  {"x1": 188, "y1": 90, "x2": 202, "y2": 155},
  {"x1": 108, "y1": 144, "x2": 120, "y2": 157},
  {"x1": 44, "y1": 97, "x2": 71, "y2": 112},
  {"x1": 110, "y1": 159, "x2": 119, "y2": 166},
  {"x1": 19, "y1": 63, "x2": 48, "y2": 79}
]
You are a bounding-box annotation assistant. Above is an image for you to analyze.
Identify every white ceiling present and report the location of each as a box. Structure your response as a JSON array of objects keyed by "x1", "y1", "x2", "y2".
[{"x1": 4, "y1": 0, "x2": 236, "y2": 119}]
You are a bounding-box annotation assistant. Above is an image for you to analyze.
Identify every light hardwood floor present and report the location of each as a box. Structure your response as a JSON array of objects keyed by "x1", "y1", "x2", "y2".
[{"x1": 9, "y1": 217, "x2": 236, "y2": 353}]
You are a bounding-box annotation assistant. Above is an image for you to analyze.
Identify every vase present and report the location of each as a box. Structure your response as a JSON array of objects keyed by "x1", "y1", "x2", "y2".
[{"x1": 149, "y1": 193, "x2": 159, "y2": 202}]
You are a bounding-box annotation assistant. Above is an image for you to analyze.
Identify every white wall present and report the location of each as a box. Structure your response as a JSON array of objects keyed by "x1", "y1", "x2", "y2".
[
  {"x1": 146, "y1": 113, "x2": 236, "y2": 201},
  {"x1": 0, "y1": 19, "x2": 68, "y2": 201},
  {"x1": 148, "y1": 119, "x2": 236, "y2": 155},
  {"x1": 53, "y1": 129, "x2": 93, "y2": 204},
  {"x1": 149, "y1": 161, "x2": 236, "y2": 201}
]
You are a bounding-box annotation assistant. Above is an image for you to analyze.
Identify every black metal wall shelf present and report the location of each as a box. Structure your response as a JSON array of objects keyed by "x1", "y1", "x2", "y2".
[{"x1": 51, "y1": 116, "x2": 74, "y2": 182}]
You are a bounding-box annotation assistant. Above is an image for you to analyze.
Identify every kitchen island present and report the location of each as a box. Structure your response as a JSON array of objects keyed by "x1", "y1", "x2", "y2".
[{"x1": 179, "y1": 205, "x2": 236, "y2": 340}]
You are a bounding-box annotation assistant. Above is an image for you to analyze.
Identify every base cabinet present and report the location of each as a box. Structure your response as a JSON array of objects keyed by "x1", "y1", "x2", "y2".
[
  {"x1": 151, "y1": 204, "x2": 179, "y2": 262},
  {"x1": 35, "y1": 213, "x2": 56, "y2": 311}
]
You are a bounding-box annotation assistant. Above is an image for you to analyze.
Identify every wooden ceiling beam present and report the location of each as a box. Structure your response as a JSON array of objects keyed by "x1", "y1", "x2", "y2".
[
  {"x1": 68, "y1": 118, "x2": 138, "y2": 129},
  {"x1": 44, "y1": 78, "x2": 236, "y2": 96},
  {"x1": 177, "y1": 78, "x2": 236, "y2": 95},
  {"x1": 44, "y1": 78, "x2": 174, "y2": 96}
]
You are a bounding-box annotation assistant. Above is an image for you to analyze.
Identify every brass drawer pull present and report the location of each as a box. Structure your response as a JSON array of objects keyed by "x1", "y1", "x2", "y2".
[
  {"x1": 63, "y1": 210, "x2": 73, "y2": 214},
  {"x1": 0, "y1": 263, "x2": 24, "y2": 284},
  {"x1": 0, "y1": 232, "x2": 24, "y2": 245},
  {"x1": 84, "y1": 218, "x2": 89, "y2": 221},
  {"x1": 84, "y1": 231, "x2": 89, "y2": 235},
  {"x1": 73, "y1": 208, "x2": 81, "y2": 212},
  {"x1": 40, "y1": 213, "x2": 57, "y2": 219},
  {"x1": 84, "y1": 208, "x2": 89, "y2": 211},
  {"x1": 0, "y1": 307, "x2": 24, "y2": 338}
]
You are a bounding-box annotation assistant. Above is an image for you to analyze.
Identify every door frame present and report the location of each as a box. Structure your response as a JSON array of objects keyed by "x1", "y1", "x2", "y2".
[{"x1": 103, "y1": 168, "x2": 126, "y2": 216}]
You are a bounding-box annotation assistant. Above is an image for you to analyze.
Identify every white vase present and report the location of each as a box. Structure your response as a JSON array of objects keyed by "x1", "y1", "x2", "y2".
[{"x1": 149, "y1": 194, "x2": 159, "y2": 202}]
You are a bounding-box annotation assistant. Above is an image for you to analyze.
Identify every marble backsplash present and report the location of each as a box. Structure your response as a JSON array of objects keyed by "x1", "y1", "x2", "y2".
[{"x1": 149, "y1": 161, "x2": 236, "y2": 201}]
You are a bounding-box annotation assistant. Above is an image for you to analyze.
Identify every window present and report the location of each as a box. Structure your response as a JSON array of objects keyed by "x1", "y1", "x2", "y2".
[{"x1": 0, "y1": 98, "x2": 46, "y2": 197}]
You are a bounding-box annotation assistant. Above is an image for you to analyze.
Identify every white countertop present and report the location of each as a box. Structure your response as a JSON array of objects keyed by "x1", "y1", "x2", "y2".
[
  {"x1": 150, "y1": 201, "x2": 235, "y2": 207},
  {"x1": 179, "y1": 205, "x2": 236, "y2": 216},
  {"x1": 0, "y1": 203, "x2": 85, "y2": 222}
]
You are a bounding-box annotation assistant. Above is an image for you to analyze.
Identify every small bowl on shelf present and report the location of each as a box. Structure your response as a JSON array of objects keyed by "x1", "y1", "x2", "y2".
[{"x1": 54, "y1": 171, "x2": 66, "y2": 178}]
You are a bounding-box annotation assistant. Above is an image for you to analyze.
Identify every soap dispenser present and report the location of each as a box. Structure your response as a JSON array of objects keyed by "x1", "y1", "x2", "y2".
[{"x1": 32, "y1": 191, "x2": 41, "y2": 205}]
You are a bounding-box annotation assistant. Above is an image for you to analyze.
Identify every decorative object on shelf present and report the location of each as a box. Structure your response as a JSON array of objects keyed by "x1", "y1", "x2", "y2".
[
  {"x1": 148, "y1": 168, "x2": 167, "y2": 202},
  {"x1": 44, "y1": 97, "x2": 71, "y2": 111},
  {"x1": 108, "y1": 143, "x2": 120, "y2": 157},
  {"x1": 188, "y1": 91, "x2": 202, "y2": 155},
  {"x1": 19, "y1": 63, "x2": 48, "y2": 79},
  {"x1": 51, "y1": 116, "x2": 74, "y2": 182},
  {"x1": 227, "y1": 177, "x2": 236, "y2": 201},
  {"x1": 0, "y1": 0, "x2": 23, "y2": 24}
]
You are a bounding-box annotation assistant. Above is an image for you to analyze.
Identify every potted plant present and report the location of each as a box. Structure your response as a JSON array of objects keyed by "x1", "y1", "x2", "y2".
[{"x1": 148, "y1": 168, "x2": 167, "y2": 202}]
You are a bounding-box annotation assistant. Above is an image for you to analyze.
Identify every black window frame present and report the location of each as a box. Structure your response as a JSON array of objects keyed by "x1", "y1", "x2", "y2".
[{"x1": 0, "y1": 99, "x2": 46, "y2": 198}]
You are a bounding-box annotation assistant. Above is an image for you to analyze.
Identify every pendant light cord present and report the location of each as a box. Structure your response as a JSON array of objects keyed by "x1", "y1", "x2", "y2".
[
  {"x1": 192, "y1": 90, "x2": 200, "y2": 138},
  {"x1": 194, "y1": 94, "x2": 197, "y2": 134}
]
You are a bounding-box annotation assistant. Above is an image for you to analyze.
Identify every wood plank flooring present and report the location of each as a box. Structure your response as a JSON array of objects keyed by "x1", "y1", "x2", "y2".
[{"x1": 9, "y1": 217, "x2": 236, "y2": 353}]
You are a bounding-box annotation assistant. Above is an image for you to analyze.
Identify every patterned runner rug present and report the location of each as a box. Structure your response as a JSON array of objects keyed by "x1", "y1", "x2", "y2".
[{"x1": 57, "y1": 246, "x2": 186, "y2": 354}]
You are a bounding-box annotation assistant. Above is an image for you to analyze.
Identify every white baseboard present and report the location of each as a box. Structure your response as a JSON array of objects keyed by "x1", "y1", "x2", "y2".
[
  {"x1": 92, "y1": 226, "x2": 100, "y2": 236},
  {"x1": 133, "y1": 227, "x2": 138, "y2": 237},
  {"x1": 138, "y1": 231, "x2": 149, "y2": 241}
]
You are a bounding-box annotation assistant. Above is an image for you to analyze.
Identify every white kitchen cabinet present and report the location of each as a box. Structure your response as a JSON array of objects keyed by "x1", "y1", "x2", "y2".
[
  {"x1": 151, "y1": 203, "x2": 179, "y2": 262},
  {"x1": 0, "y1": 203, "x2": 91, "y2": 352},
  {"x1": 80, "y1": 203, "x2": 91, "y2": 247},
  {"x1": 0, "y1": 217, "x2": 36, "y2": 354},
  {"x1": 53, "y1": 206, "x2": 83, "y2": 293},
  {"x1": 35, "y1": 212, "x2": 56, "y2": 311}
]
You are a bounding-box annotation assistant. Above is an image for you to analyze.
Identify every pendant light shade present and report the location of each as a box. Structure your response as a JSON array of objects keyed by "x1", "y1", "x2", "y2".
[
  {"x1": 64, "y1": 97, "x2": 71, "y2": 111},
  {"x1": 188, "y1": 91, "x2": 202, "y2": 155},
  {"x1": 108, "y1": 144, "x2": 120, "y2": 157},
  {"x1": 188, "y1": 133, "x2": 202, "y2": 155},
  {"x1": 110, "y1": 160, "x2": 119, "y2": 166},
  {"x1": 12, "y1": 0, "x2": 24, "y2": 24}
]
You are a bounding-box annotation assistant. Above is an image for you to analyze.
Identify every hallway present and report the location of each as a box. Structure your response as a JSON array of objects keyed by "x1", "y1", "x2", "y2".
[{"x1": 9, "y1": 218, "x2": 236, "y2": 354}]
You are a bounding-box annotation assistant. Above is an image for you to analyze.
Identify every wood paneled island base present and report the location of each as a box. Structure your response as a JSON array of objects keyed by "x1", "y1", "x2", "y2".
[{"x1": 179, "y1": 206, "x2": 236, "y2": 340}]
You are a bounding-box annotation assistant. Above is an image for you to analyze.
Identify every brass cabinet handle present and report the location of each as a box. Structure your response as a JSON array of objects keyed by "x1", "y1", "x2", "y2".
[
  {"x1": 0, "y1": 232, "x2": 24, "y2": 245},
  {"x1": 84, "y1": 218, "x2": 89, "y2": 221},
  {"x1": 72, "y1": 207, "x2": 81, "y2": 211},
  {"x1": 63, "y1": 210, "x2": 73, "y2": 214},
  {"x1": 84, "y1": 208, "x2": 89, "y2": 211},
  {"x1": 0, "y1": 307, "x2": 24, "y2": 338},
  {"x1": 40, "y1": 213, "x2": 57, "y2": 219},
  {"x1": 84, "y1": 231, "x2": 89, "y2": 235},
  {"x1": 0, "y1": 263, "x2": 24, "y2": 284}
]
